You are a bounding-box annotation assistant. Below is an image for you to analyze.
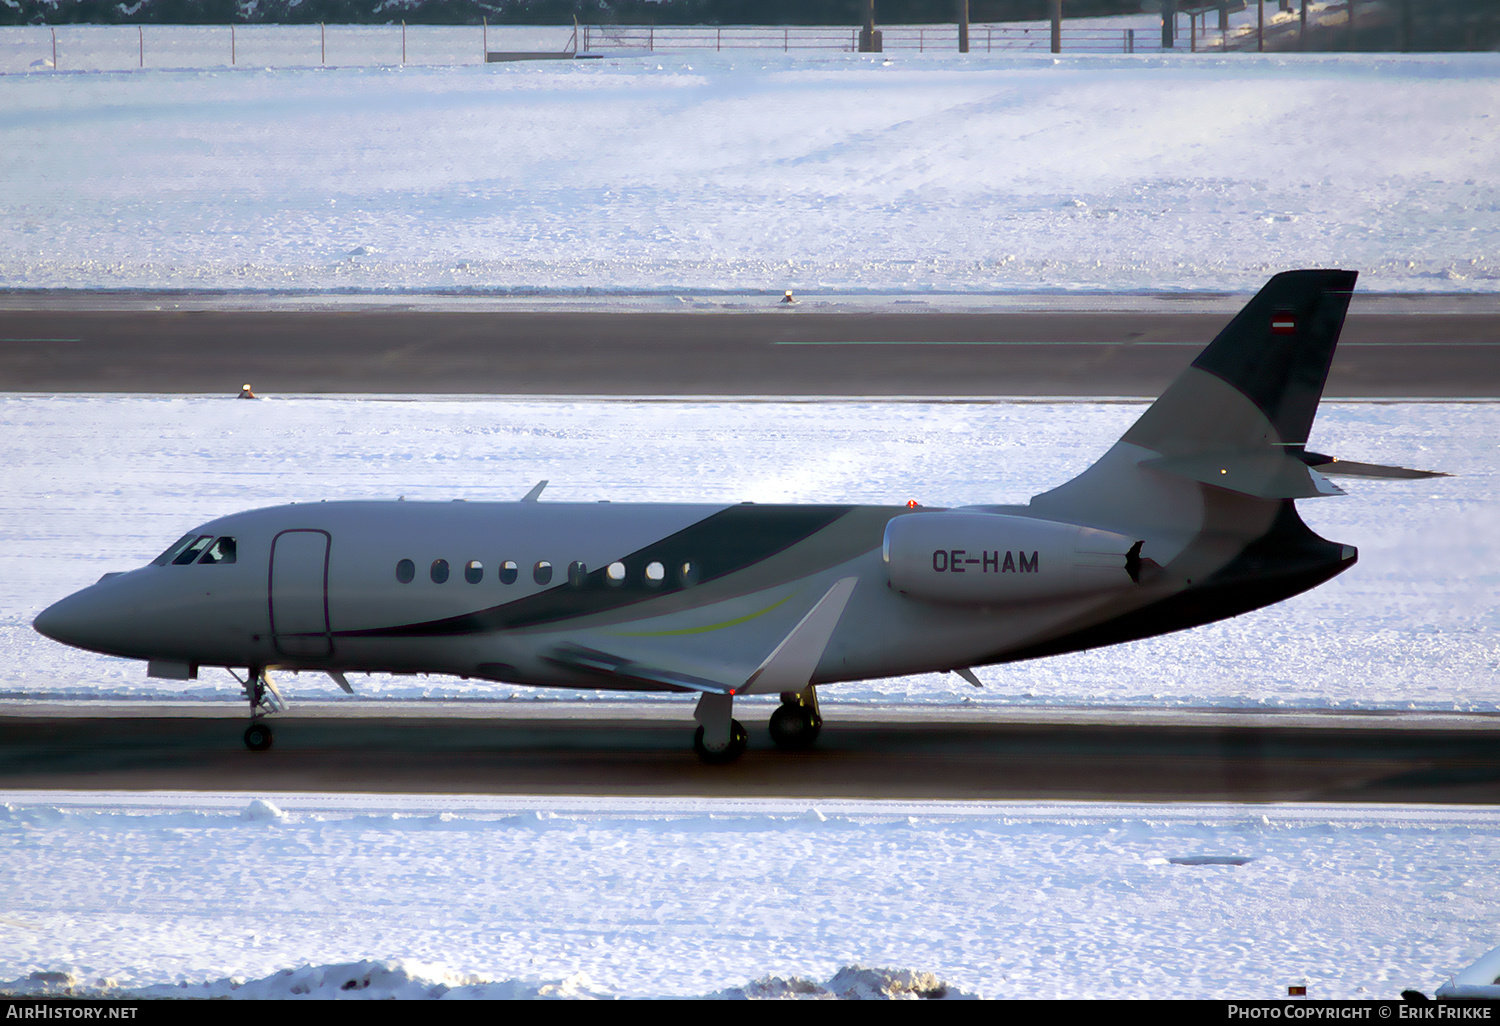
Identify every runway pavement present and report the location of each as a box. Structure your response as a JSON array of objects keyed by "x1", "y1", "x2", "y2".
[
  {"x1": 2, "y1": 295, "x2": 1498, "y2": 396},
  {"x1": 4, "y1": 701, "x2": 1500, "y2": 803}
]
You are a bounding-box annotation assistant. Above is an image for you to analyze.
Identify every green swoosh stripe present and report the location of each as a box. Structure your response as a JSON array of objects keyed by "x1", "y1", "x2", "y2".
[{"x1": 610, "y1": 592, "x2": 796, "y2": 638}]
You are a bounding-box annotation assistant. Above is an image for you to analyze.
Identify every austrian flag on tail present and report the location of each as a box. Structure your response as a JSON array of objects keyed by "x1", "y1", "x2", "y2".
[{"x1": 1271, "y1": 310, "x2": 1297, "y2": 335}]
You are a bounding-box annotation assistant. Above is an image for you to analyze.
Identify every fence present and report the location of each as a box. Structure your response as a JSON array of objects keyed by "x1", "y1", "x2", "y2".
[
  {"x1": 580, "y1": 24, "x2": 1156, "y2": 54},
  {"x1": 0, "y1": 24, "x2": 559, "y2": 72},
  {"x1": 3, "y1": 20, "x2": 1179, "y2": 73}
]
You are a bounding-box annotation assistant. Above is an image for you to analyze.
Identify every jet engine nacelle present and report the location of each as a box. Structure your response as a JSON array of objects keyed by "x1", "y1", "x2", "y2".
[{"x1": 883, "y1": 511, "x2": 1139, "y2": 604}]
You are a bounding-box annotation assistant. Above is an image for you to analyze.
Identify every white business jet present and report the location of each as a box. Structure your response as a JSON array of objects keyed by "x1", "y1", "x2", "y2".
[{"x1": 33, "y1": 270, "x2": 1441, "y2": 762}]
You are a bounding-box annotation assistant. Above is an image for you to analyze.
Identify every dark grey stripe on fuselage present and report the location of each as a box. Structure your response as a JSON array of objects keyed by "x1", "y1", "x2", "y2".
[{"x1": 340, "y1": 504, "x2": 857, "y2": 639}]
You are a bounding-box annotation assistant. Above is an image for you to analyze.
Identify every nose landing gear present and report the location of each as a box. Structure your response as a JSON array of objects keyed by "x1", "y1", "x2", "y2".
[
  {"x1": 232, "y1": 667, "x2": 284, "y2": 752},
  {"x1": 243, "y1": 720, "x2": 273, "y2": 752}
]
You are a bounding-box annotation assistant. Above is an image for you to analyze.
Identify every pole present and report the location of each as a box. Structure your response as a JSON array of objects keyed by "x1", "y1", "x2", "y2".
[
  {"x1": 1162, "y1": 0, "x2": 1176, "y2": 49},
  {"x1": 859, "y1": 0, "x2": 880, "y2": 52},
  {"x1": 1258, "y1": 0, "x2": 1264, "y2": 51},
  {"x1": 957, "y1": 0, "x2": 969, "y2": 53},
  {"x1": 139, "y1": 26, "x2": 143, "y2": 67},
  {"x1": 402, "y1": 21, "x2": 406, "y2": 64},
  {"x1": 1050, "y1": 0, "x2": 1062, "y2": 54},
  {"x1": 321, "y1": 22, "x2": 325, "y2": 65},
  {"x1": 483, "y1": 17, "x2": 486, "y2": 62},
  {"x1": 232, "y1": 24, "x2": 236, "y2": 66},
  {"x1": 51, "y1": 27, "x2": 56, "y2": 69}
]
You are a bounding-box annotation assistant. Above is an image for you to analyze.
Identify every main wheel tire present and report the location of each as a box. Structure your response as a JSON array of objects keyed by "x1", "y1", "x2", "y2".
[
  {"x1": 243, "y1": 722, "x2": 273, "y2": 752},
  {"x1": 769, "y1": 702, "x2": 822, "y2": 751},
  {"x1": 693, "y1": 719, "x2": 748, "y2": 764}
]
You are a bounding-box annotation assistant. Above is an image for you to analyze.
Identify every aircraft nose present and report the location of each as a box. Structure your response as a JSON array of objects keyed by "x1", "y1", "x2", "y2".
[
  {"x1": 33, "y1": 578, "x2": 142, "y2": 656},
  {"x1": 33, "y1": 589, "x2": 99, "y2": 649}
]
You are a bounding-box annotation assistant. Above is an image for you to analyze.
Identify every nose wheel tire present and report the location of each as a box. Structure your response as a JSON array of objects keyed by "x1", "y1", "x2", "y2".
[
  {"x1": 769, "y1": 701, "x2": 822, "y2": 751},
  {"x1": 693, "y1": 720, "x2": 747, "y2": 764},
  {"x1": 243, "y1": 722, "x2": 273, "y2": 752}
]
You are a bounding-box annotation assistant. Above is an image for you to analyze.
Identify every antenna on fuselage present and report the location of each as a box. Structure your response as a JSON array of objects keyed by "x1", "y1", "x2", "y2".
[{"x1": 521, "y1": 480, "x2": 548, "y2": 502}]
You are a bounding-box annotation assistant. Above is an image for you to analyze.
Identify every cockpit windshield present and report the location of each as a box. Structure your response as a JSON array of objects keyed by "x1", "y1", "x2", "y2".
[{"x1": 151, "y1": 534, "x2": 236, "y2": 566}]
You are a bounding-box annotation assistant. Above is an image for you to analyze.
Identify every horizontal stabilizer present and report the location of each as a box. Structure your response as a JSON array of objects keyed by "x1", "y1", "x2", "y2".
[
  {"x1": 1142, "y1": 452, "x2": 1344, "y2": 499},
  {"x1": 1298, "y1": 452, "x2": 1450, "y2": 480}
]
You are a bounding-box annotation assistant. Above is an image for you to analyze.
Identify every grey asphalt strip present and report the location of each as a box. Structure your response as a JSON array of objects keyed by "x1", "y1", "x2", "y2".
[{"x1": 2, "y1": 304, "x2": 1498, "y2": 396}]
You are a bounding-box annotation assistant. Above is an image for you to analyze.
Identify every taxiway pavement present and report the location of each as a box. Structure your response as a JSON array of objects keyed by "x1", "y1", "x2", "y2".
[
  {"x1": 4, "y1": 701, "x2": 1500, "y2": 803},
  {"x1": 3, "y1": 295, "x2": 1498, "y2": 396}
]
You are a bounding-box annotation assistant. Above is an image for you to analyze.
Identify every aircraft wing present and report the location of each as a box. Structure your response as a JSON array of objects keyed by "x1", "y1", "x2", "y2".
[
  {"x1": 543, "y1": 576, "x2": 859, "y2": 697},
  {"x1": 543, "y1": 642, "x2": 736, "y2": 694}
]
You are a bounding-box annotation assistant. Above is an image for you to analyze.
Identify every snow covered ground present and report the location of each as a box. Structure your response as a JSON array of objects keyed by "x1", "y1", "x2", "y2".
[
  {"x1": 4, "y1": 792, "x2": 1500, "y2": 1000},
  {"x1": 1, "y1": 32, "x2": 1497, "y2": 295}
]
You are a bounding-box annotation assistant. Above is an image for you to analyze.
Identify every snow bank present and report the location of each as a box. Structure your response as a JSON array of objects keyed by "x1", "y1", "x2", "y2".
[
  {"x1": 0, "y1": 959, "x2": 972, "y2": 999},
  {"x1": 1437, "y1": 944, "x2": 1500, "y2": 1000}
]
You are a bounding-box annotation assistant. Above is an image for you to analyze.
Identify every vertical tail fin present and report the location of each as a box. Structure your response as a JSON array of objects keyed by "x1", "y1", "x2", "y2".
[
  {"x1": 1125, "y1": 269, "x2": 1357, "y2": 462},
  {"x1": 1036, "y1": 270, "x2": 1358, "y2": 513},
  {"x1": 1021, "y1": 270, "x2": 1360, "y2": 650}
]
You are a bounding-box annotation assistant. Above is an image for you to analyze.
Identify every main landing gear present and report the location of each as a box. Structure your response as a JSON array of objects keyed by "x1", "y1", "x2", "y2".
[
  {"x1": 232, "y1": 667, "x2": 285, "y2": 752},
  {"x1": 692, "y1": 686, "x2": 823, "y2": 764},
  {"x1": 769, "y1": 687, "x2": 822, "y2": 751},
  {"x1": 692, "y1": 692, "x2": 747, "y2": 765}
]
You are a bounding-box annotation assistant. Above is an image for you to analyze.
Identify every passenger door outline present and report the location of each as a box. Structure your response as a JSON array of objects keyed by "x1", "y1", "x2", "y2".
[{"x1": 268, "y1": 529, "x2": 332, "y2": 659}]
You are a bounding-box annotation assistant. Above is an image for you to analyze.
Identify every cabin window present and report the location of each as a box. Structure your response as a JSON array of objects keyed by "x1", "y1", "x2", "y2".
[
  {"x1": 679, "y1": 561, "x2": 700, "y2": 587},
  {"x1": 431, "y1": 559, "x2": 450, "y2": 584},
  {"x1": 465, "y1": 560, "x2": 484, "y2": 584},
  {"x1": 567, "y1": 561, "x2": 588, "y2": 587},
  {"x1": 606, "y1": 561, "x2": 627, "y2": 586},
  {"x1": 645, "y1": 561, "x2": 665, "y2": 586},
  {"x1": 396, "y1": 559, "x2": 415, "y2": 583},
  {"x1": 533, "y1": 560, "x2": 552, "y2": 585},
  {"x1": 499, "y1": 560, "x2": 518, "y2": 585},
  {"x1": 198, "y1": 537, "x2": 237, "y2": 565},
  {"x1": 172, "y1": 535, "x2": 214, "y2": 565}
]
